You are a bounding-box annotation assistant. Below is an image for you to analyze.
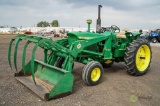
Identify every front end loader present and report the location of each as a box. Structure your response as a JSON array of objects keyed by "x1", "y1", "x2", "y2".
[
  {"x1": 8, "y1": 5, "x2": 152, "y2": 100},
  {"x1": 8, "y1": 33, "x2": 110, "y2": 100}
]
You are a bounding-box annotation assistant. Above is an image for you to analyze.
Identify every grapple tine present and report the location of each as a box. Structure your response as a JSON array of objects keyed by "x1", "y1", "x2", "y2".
[
  {"x1": 14, "y1": 39, "x2": 22, "y2": 71},
  {"x1": 22, "y1": 41, "x2": 31, "y2": 74},
  {"x1": 8, "y1": 39, "x2": 15, "y2": 69},
  {"x1": 31, "y1": 43, "x2": 40, "y2": 85}
]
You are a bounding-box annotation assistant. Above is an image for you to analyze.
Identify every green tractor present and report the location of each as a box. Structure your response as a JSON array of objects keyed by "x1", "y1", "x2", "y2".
[{"x1": 8, "y1": 5, "x2": 152, "y2": 100}]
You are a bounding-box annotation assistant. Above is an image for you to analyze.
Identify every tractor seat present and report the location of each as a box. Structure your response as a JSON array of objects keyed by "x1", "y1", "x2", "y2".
[{"x1": 116, "y1": 31, "x2": 126, "y2": 38}]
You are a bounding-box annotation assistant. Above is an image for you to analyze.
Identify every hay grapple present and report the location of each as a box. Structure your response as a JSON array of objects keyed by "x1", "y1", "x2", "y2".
[{"x1": 8, "y1": 5, "x2": 152, "y2": 100}]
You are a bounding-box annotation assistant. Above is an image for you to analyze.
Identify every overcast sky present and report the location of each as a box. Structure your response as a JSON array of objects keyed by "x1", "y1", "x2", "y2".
[{"x1": 0, "y1": 0, "x2": 160, "y2": 29}]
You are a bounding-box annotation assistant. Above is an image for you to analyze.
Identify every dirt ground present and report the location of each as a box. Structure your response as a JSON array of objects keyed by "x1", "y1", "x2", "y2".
[{"x1": 0, "y1": 35, "x2": 160, "y2": 106}]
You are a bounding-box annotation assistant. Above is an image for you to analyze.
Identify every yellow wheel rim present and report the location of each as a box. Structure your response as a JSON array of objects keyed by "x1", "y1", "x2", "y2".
[
  {"x1": 136, "y1": 45, "x2": 151, "y2": 72},
  {"x1": 91, "y1": 68, "x2": 101, "y2": 82}
]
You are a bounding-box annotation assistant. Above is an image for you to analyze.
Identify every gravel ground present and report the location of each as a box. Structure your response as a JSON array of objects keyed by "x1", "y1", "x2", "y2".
[{"x1": 0, "y1": 35, "x2": 160, "y2": 106}]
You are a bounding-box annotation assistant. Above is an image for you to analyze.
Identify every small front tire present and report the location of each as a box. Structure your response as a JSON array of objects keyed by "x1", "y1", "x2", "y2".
[{"x1": 82, "y1": 61, "x2": 104, "y2": 86}]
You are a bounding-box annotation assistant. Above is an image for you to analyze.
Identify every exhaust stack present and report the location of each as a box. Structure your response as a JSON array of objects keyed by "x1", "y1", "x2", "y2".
[{"x1": 96, "y1": 5, "x2": 102, "y2": 33}]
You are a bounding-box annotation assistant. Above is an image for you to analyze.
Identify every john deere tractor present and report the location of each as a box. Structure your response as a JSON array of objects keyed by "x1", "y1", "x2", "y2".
[{"x1": 8, "y1": 5, "x2": 152, "y2": 100}]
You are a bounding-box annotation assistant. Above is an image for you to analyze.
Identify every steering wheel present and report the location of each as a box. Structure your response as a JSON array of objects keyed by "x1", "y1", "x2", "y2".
[{"x1": 111, "y1": 25, "x2": 120, "y2": 33}]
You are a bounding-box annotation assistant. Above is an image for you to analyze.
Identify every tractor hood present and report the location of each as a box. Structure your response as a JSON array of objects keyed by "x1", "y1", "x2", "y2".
[{"x1": 67, "y1": 32, "x2": 106, "y2": 40}]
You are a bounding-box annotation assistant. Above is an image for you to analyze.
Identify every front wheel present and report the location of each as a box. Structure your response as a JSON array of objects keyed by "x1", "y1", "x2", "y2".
[
  {"x1": 152, "y1": 38, "x2": 157, "y2": 43},
  {"x1": 82, "y1": 61, "x2": 104, "y2": 86},
  {"x1": 124, "y1": 38, "x2": 152, "y2": 76}
]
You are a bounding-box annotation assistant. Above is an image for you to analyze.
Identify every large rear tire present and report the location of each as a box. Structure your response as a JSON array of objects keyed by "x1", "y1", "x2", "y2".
[
  {"x1": 82, "y1": 61, "x2": 104, "y2": 86},
  {"x1": 124, "y1": 38, "x2": 152, "y2": 76}
]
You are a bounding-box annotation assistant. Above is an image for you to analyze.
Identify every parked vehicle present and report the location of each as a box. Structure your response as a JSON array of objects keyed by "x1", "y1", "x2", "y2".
[
  {"x1": 8, "y1": 5, "x2": 152, "y2": 100},
  {"x1": 147, "y1": 29, "x2": 160, "y2": 43}
]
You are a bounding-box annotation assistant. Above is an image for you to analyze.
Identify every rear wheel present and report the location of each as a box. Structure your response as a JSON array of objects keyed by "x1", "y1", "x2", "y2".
[
  {"x1": 152, "y1": 38, "x2": 157, "y2": 43},
  {"x1": 124, "y1": 38, "x2": 152, "y2": 76},
  {"x1": 82, "y1": 61, "x2": 104, "y2": 86}
]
